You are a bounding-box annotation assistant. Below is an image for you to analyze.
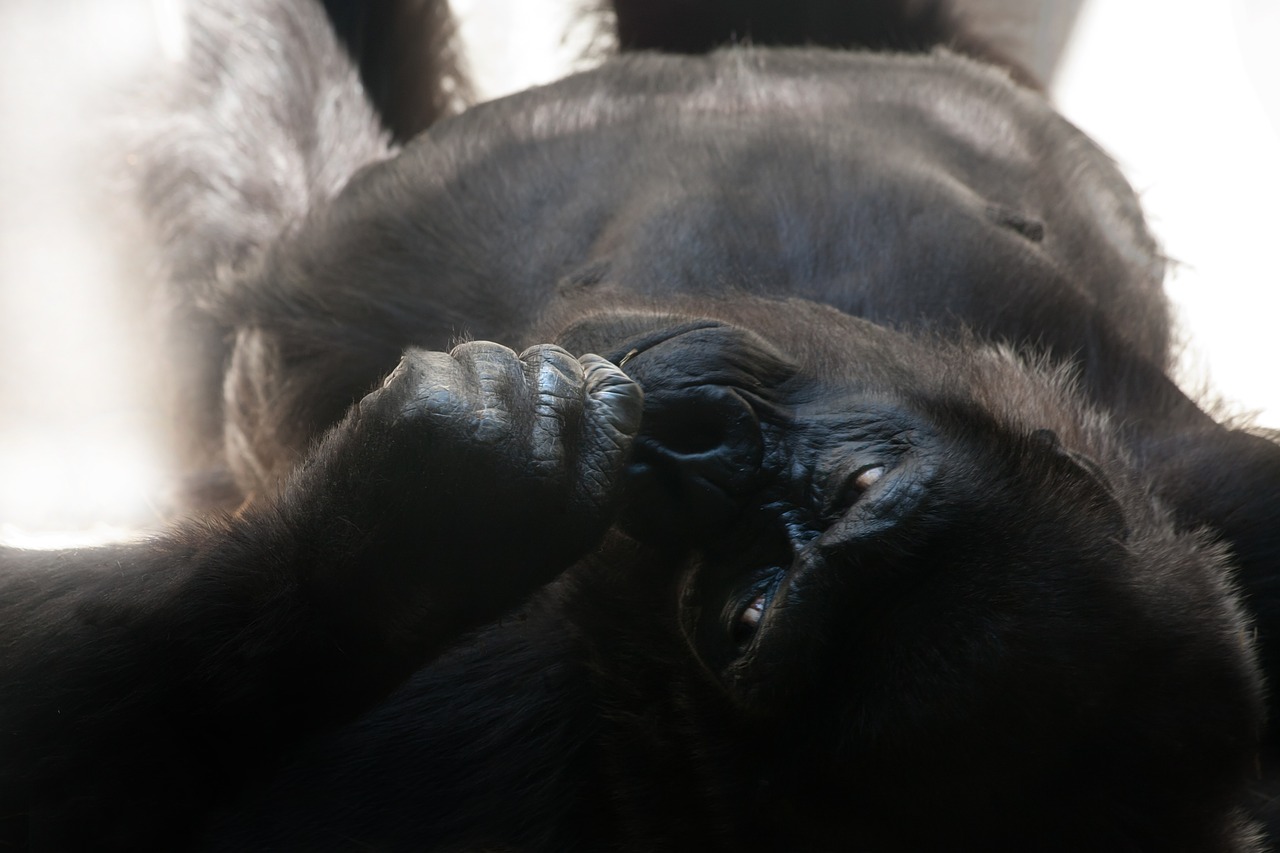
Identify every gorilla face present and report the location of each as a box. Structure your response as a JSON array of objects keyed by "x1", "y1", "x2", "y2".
[{"x1": 556, "y1": 299, "x2": 1260, "y2": 835}]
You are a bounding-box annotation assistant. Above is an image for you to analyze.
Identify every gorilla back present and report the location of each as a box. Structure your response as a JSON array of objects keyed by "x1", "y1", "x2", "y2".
[{"x1": 1, "y1": 1, "x2": 1278, "y2": 851}]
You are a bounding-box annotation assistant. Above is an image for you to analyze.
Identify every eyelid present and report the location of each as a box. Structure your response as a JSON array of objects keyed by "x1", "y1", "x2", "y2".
[
  {"x1": 823, "y1": 462, "x2": 888, "y2": 518},
  {"x1": 854, "y1": 464, "x2": 886, "y2": 490}
]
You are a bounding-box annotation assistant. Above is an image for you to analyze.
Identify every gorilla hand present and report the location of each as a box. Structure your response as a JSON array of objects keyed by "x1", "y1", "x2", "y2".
[
  {"x1": 371, "y1": 342, "x2": 643, "y2": 559},
  {"x1": 286, "y1": 342, "x2": 643, "y2": 656}
]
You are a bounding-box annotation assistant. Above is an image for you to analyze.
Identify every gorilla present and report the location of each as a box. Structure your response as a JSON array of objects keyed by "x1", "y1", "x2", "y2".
[{"x1": 2, "y1": 0, "x2": 1279, "y2": 850}]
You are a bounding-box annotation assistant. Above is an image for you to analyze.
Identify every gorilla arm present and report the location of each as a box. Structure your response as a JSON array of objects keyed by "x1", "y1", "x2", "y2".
[{"x1": 0, "y1": 343, "x2": 641, "y2": 848}]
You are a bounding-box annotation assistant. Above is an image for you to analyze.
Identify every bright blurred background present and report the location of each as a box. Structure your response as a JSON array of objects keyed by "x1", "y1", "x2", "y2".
[{"x1": 0, "y1": 0, "x2": 1276, "y2": 544}]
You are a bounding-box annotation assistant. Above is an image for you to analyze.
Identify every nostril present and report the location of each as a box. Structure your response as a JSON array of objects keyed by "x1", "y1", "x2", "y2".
[
  {"x1": 647, "y1": 409, "x2": 734, "y2": 458},
  {"x1": 638, "y1": 386, "x2": 763, "y2": 468},
  {"x1": 624, "y1": 386, "x2": 766, "y2": 538}
]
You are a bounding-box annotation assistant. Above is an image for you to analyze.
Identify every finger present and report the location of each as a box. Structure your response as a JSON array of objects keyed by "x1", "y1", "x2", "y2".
[
  {"x1": 369, "y1": 349, "x2": 471, "y2": 423},
  {"x1": 520, "y1": 345, "x2": 586, "y2": 480},
  {"x1": 576, "y1": 353, "x2": 644, "y2": 507},
  {"x1": 449, "y1": 341, "x2": 527, "y2": 443}
]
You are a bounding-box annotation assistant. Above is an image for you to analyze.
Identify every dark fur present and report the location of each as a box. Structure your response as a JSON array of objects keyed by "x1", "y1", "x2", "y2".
[{"x1": 2, "y1": 1, "x2": 1279, "y2": 850}]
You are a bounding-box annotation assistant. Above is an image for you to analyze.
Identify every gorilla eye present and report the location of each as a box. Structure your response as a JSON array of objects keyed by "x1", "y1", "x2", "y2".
[
  {"x1": 740, "y1": 593, "x2": 766, "y2": 630},
  {"x1": 826, "y1": 464, "x2": 887, "y2": 517},
  {"x1": 854, "y1": 465, "x2": 885, "y2": 490},
  {"x1": 733, "y1": 590, "x2": 770, "y2": 646},
  {"x1": 729, "y1": 572, "x2": 785, "y2": 646}
]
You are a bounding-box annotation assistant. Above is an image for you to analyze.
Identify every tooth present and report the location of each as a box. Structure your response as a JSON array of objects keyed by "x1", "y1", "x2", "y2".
[{"x1": 741, "y1": 595, "x2": 765, "y2": 628}]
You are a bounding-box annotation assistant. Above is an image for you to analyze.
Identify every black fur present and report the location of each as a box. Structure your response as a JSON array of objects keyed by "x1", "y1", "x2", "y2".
[
  {"x1": 2, "y1": 1, "x2": 1278, "y2": 850},
  {"x1": 319, "y1": 0, "x2": 470, "y2": 142}
]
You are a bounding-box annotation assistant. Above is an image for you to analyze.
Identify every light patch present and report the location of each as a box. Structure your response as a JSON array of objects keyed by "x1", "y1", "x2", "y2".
[
  {"x1": 0, "y1": 0, "x2": 170, "y2": 545},
  {"x1": 0, "y1": 428, "x2": 164, "y2": 547},
  {"x1": 899, "y1": 76, "x2": 1035, "y2": 165},
  {"x1": 152, "y1": 0, "x2": 189, "y2": 63},
  {"x1": 452, "y1": 0, "x2": 609, "y2": 102},
  {"x1": 1055, "y1": 0, "x2": 1280, "y2": 428},
  {"x1": 682, "y1": 60, "x2": 833, "y2": 117}
]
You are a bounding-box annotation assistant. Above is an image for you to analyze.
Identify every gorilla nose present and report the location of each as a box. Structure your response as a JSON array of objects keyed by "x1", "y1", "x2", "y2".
[{"x1": 625, "y1": 385, "x2": 765, "y2": 537}]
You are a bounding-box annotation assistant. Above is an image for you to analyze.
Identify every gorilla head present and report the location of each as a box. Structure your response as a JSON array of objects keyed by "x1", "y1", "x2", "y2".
[{"x1": 546, "y1": 299, "x2": 1263, "y2": 849}]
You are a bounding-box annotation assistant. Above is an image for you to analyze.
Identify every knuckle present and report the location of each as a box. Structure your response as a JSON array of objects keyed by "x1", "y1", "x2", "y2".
[
  {"x1": 450, "y1": 340, "x2": 516, "y2": 358},
  {"x1": 519, "y1": 343, "x2": 573, "y2": 361},
  {"x1": 582, "y1": 356, "x2": 645, "y2": 436},
  {"x1": 524, "y1": 345, "x2": 583, "y2": 395}
]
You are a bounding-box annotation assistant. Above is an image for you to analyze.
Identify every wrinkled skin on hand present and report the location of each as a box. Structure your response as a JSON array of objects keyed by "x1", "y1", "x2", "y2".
[
  {"x1": 370, "y1": 343, "x2": 642, "y2": 533},
  {"x1": 289, "y1": 342, "x2": 644, "y2": 654}
]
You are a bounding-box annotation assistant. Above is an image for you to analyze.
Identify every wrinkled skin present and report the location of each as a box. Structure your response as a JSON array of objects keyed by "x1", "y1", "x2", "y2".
[
  {"x1": 2, "y1": 2, "x2": 1280, "y2": 852},
  {"x1": 300, "y1": 342, "x2": 644, "y2": 653}
]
